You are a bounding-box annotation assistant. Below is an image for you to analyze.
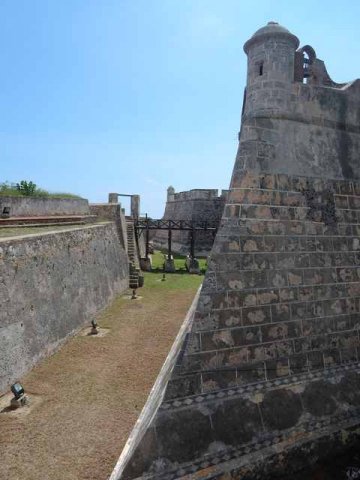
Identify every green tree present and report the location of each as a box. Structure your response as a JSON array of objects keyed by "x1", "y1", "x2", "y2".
[{"x1": 16, "y1": 180, "x2": 37, "y2": 196}]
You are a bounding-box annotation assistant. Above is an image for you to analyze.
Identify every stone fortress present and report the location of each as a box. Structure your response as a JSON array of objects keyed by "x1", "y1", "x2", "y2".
[
  {"x1": 152, "y1": 186, "x2": 228, "y2": 256},
  {"x1": 112, "y1": 22, "x2": 360, "y2": 480}
]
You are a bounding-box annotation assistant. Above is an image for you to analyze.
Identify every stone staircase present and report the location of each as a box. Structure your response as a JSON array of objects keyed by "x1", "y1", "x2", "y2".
[{"x1": 126, "y1": 220, "x2": 141, "y2": 289}]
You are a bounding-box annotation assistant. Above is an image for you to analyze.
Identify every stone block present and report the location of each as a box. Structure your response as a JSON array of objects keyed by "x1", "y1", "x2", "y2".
[
  {"x1": 155, "y1": 408, "x2": 213, "y2": 463},
  {"x1": 256, "y1": 289, "x2": 279, "y2": 305},
  {"x1": 208, "y1": 309, "x2": 242, "y2": 330},
  {"x1": 164, "y1": 374, "x2": 202, "y2": 400},
  {"x1": 164, "y1": 257, "x2": 176, "y2": 272},
  {"x1": 271, "y1": 303, "x2": 291, "y2": 322},
  {"x1": 140, "y1": 257, "x2": 152, "y2": 271},
  {"x1": 260, "y1": 388, "x2": 302, "y2": 430},
  {"x1": 302, "y1": 380, "x2": 337, "y2": 417},
  {"x1": 212, "y1": 397, "x2": 263, "y2": 445},
  {"x1": 201, "y1": 369, "x2": 237, "y2": 392},
  {"x1": 242, "y1": 306, "x2": 271, "y2": 326}
]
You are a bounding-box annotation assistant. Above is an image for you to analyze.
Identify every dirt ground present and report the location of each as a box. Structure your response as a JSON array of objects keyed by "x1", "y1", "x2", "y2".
[{"x1": 0, "y1": 272, "x2": 201, "y2": 480}]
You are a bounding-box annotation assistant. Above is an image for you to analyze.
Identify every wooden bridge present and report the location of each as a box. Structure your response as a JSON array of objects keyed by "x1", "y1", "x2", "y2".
[{"x1": 134, "y1": 217, "x2": 219, "y2": 259}]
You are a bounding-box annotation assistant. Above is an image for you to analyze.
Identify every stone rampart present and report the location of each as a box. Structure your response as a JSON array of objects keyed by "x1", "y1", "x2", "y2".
[
  {"x1": 0, "y1": 196, "x2": 89, "y2": 217},
  {"x1": 115, "y1": 22, "x2": 360, "y2": 480},
  {"x1": 0, "y1": 223, "x2": 129, "y2": 393},
  {"x1": 173, "y1": 189, "x2": 219, "y2": 201},
  {"x1": 119, "y1": 177, "x2": 360, "y2": 480}
]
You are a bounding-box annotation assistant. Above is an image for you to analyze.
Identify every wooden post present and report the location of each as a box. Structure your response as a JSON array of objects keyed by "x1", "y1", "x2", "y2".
[
  {"x1": 168, "y1": 228, "x2": 172, "y2": 260},
  {"x1": 145, "y1": 214, "x2": 150, "y2": 259},
  {"x1": 190, "y1": 227, "x2": 195, "y2": 259}
]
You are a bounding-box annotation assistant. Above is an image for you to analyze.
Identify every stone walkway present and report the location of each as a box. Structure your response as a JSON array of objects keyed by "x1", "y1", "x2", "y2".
[{"x1": 0, "y1": 273, "x2": 201, "y2": 480}]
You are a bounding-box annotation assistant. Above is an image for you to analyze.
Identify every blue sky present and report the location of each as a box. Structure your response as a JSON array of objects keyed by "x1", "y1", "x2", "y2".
[{"x1": 0, "y1": 0, "x2": 359, "y2": 216}]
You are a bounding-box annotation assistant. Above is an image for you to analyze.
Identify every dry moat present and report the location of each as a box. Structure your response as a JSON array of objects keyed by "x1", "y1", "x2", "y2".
[{"x1": 0, "y1": 268, "x2": 202, "y2": 480}]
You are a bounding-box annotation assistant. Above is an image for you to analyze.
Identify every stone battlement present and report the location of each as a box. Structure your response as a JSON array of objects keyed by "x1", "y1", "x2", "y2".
[{"x1": 171, "y1": 189, "x2": 225, "y2": 201}]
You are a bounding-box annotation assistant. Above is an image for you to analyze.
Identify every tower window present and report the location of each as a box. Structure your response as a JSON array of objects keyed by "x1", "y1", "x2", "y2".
[
  {"x1": 303, "y1": 52, "x2": 309, "y2": 83},
  {"x1": 259, "y1": 62, "x2": 264, "y2": 76}
]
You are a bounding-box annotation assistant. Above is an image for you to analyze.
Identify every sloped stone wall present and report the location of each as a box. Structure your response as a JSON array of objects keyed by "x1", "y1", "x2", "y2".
[
  {"x1": 120, "y1": 173, "x2": 360, "y2": 480},
  {"x1": 172, "y1": 172, "x2": 360, "y2": 394},
  {"x1": 0, "y1": 223, "x2": 129, "y2": 393},
  {"x1": 113, "y1": 22, "x2": 360, "y2": 480}
]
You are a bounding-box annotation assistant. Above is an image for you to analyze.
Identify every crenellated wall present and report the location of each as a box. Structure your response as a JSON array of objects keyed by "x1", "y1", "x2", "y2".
[
  {"x1": 0, "y1": 223, "x2": 129, "y2": 393},
  {"x1": 153, "y1": 189, "x2": 228, "y2": 256}
]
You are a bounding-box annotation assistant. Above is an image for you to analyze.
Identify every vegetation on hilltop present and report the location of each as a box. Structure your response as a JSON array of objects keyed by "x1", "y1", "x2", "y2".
[{"x1": 0, "y1": 180, "x2": 82, "y2": 199}]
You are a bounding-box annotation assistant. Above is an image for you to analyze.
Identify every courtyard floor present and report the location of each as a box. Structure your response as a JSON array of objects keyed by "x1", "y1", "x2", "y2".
[{"x1": 0, "y1": 271, "x2": 202, "y2": 480}]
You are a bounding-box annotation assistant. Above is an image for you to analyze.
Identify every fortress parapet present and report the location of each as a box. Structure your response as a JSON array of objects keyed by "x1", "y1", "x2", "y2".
[{"x1": 172, "y1": 189, "x2": 219, "y2": 201}]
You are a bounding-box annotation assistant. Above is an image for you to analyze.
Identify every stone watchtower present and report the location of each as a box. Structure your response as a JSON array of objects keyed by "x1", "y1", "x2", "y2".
[
  {"x1": 238, "y1": 21, "x2": 360, "y2": 178},
  {"x1": 166, "y1": 185, "x2": 175, "y2": 202},
  {"x1": 112, "y1": 23, "x2": 360, "y2": 480},
  {"x1": 244, "y1": 21, "x2": 299, "y2": 111}
]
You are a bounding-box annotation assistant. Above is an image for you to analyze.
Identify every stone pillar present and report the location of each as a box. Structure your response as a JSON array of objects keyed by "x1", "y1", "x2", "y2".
[
  {"x1": 185, "y1": 256, "x2": 200, "y2": 274},
  {"x1": 164, "y1": 255, "x2": 175, "y2": 272},
  {"x1": 186, "y1": 228, "x2": 200, "y2": 273},
  {"x1": 108, "y1": 193, "x2": 118, "y2": 204},
  {"x1": 140, "y1": 257, "x2": 152, "y2": 271},
  {"x1": 131, "y1": 195, "x2": 140, "y2": 219}
]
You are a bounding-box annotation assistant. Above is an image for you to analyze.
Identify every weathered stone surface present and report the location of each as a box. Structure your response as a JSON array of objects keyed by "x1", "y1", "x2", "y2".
[
  {"x1": 0, "y1": 196, "x2": 89, "y2": 217},
  {"x1": 0, "y1": 223, "x2": 129, "y2": 393},
  {"x1": 112, "y1": 21, "x2": 360, "y2": 480},
  {"x1": 90, "y1": 203, "x2": 128, "y2": 251}
]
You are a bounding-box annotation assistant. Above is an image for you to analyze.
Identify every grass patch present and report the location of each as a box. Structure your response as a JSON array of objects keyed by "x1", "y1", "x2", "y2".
[
  {"x1": 143, "y1": 271, "x2": 203, "y2": 290},
  {"x1": 0, "y1": 181, "x2": 83, "y2": 199}
]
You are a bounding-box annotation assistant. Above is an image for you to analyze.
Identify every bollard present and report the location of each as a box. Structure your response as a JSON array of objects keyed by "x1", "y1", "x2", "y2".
[{"x1": 90, "y1": 319, "x2": 99, "y2": 335}]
